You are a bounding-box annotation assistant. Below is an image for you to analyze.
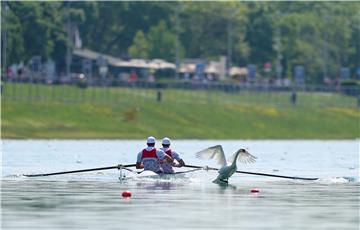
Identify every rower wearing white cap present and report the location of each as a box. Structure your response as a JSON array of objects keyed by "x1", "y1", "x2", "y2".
[
  {"x1": 136, "y1": 136, "x2": 173, "y2": 173},
  {"x1": 160, "y1": 137, "x2": 185, "y2": 173}
]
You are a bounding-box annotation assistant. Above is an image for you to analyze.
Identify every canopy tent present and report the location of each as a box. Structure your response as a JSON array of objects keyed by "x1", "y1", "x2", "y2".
[
  {"x1": 152, "y1": 59, "x2": 176, "y2": 69},
  {"x1": 229, "y1": 67, "x2": 248, "y2": 76},
  {"x1": 178, "y1": 63, "x2": 196, "y2": 73},
  {"x1": 73, "y1": 48, "x2": 175, "y2": 70},
  {"x1": 205, "y1": 64, "x2": 219, "y2": 74}
]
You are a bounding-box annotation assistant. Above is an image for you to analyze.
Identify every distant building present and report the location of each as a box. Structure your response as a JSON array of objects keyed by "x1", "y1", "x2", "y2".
[{"x1": 72, "y1": 48, "x2": 176, "y2": 84}]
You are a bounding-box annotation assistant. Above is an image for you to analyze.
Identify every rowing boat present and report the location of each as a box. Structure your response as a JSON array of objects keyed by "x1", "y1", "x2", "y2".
[{"x1": 118, "y1": 168, "x2": 202, "y2": 182}]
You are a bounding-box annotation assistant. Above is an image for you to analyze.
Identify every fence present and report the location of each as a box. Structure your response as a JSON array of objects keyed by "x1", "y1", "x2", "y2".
[{"x1": 1, "y1": 81, "x2": 359, "y2": 108}]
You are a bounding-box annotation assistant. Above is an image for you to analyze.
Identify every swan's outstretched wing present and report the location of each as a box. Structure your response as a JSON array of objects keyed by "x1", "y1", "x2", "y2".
[
  {"x1": 228, "y1": 149, "x2": 257, "y2": 164},
  {"x1": 195, "y1": 145, "x2": 227, "y2": 166}
]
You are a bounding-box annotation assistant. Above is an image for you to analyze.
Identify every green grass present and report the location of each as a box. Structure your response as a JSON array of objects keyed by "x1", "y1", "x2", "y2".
[
  {"x1": 2, "y1": 83, "x2": 358, "y2": 107},
  {"x1": 1, "y1": 83, "x2": 359, "y2": 139}
]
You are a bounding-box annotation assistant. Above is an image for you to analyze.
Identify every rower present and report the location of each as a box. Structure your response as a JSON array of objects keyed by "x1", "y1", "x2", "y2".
[
  {"x1": 160, "y1": 137, "x2": 185, "y2": 174},
  {"x1": 136, "y1": 136, "x2": 173, "y2": 174}
]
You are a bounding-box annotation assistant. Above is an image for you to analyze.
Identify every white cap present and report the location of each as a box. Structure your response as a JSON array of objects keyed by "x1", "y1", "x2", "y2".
[
  {"x1": 162, "y1": 137, "x2": 171, "y2": 145},
  {"x1": 147, "y1": 136, "x2": 156, "y2": 144}
]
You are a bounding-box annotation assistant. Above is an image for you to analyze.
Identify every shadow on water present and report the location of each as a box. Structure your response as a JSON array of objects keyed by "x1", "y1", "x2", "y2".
[{"x1": 214, "y1": 181, "x2": 238, "y2": 191}]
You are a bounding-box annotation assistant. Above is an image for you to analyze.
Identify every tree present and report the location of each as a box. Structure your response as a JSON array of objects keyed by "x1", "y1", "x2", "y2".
[
  {"x1": 277, "y1": 2, "x2": 359, "y2": 83},
  {"x1": 245, "y1": 2, "x2": 277, "y2": 64},
  {"x1": 3, "y1": 2, "x2": 66, "y2": 69},
  {"x1": 147, "y1": 20, "x2": 180, "y2": 61},
  {"x1": 128, "y1": 30, "x2": 150, "y2": 59},
  {"x1": 2, "y1": 1, "x2": 359, "y2": 82},
  {"x1": 1, "y1": 2, "x2": 25, "y2": 66},
  {"x1": 178, "y1": 2, "x2": 249, "y2": 65}
]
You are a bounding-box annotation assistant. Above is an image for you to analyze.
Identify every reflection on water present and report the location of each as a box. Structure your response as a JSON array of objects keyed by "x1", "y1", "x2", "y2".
[
  {"x1": 2, "y1": 179, "x2": 359, "y2": 230},
  {"x1": 2, "y1": 140, "x2": 359, "y2": 229}
]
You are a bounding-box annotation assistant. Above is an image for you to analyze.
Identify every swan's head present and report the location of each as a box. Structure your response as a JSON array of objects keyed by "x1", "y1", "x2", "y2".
[
  {"x1": 235, "y1": 148, "x2": 256, "y2": 164},
  {"x1": 237, "y1": 149, "x2": 249, "y2": 154}
]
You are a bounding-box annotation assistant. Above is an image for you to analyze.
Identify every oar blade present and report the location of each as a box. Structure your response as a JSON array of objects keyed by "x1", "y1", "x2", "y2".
[
  {"x1": 23, "y1": 173, "x2": 46, "y2": 177},
  {"x1": 235, "y1": 170, "x2": 318, "y2": 180}
]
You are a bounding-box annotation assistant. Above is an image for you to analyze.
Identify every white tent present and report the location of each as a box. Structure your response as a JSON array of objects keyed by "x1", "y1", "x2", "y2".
[
  {"x1": 230, "y1": 67, "x2": 248, "y2": 76},
  {"x1": 73, "y1": 48, "x2": 175, "y2": 69}
]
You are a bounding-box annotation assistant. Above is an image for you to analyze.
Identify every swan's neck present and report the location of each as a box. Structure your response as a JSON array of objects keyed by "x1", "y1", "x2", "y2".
[{"x1": 230, "y1": 152, "x2": 241, "y2": 166}]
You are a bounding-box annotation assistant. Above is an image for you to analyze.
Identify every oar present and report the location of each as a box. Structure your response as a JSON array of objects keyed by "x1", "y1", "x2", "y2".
[
  {"x1": 123, "y1": 167, "x2": 202, "y2": 175},
  {"x1": 23, "y1": 164, "x2": 136, "y2": 177},
  {"x1": 184, "y1": 164, "x2": 318, "y2": 181}
]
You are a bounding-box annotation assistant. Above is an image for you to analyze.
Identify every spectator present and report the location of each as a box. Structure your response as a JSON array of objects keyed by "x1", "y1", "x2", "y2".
[
  {"x1": 7, "y1": 67, "x2": 12, "y2": 79},
  {"x1": 148, "y1": 73, "x2": 155, "y2": 83},
  {"x1": 130, "y1": 71, "x2": 138, "y2": 82},
  {"x1": 184, "y1": 72, "x2": 190, "y2": 82},
  {"x1": 291, "y1": 91, "x2": 297, "y2": 106}
]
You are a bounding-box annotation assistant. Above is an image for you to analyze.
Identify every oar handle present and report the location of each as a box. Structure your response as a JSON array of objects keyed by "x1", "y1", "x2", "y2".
[{"x1": 23, "y1": 164, "x2": 136, "y2": 177}]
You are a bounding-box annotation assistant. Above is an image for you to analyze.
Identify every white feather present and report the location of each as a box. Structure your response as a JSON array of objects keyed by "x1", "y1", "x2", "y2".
[
  {"x1": 227, "y1": 149, "x2": 256, "y2": 165},
  {"x1": 237, "y1": 149, "x2": 257, "y2": 164},
  {"x1": 195, "y1": 145, "x2": 227, "y2": 166}
]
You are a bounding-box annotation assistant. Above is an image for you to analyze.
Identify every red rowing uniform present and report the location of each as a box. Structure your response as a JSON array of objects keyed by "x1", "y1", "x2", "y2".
[
  {"x1": 138, "y1": 148, "x2": 163, "y2": 173},
  {"x1": 165, "y1": 149, "x2": 172, "y2": 157},
  {"x1": 141, "y1": 148, "x2": 158, "y2": 160}
]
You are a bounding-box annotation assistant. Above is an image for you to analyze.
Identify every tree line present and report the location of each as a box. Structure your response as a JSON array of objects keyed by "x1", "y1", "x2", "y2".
[{"x1": 1, "y1": 1, "x2": 359, "y2": 84}]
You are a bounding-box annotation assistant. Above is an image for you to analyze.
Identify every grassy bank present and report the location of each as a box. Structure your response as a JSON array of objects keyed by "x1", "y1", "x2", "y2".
[{"x1": 2, "y1": 98, "x2": 359, "y2": 139}]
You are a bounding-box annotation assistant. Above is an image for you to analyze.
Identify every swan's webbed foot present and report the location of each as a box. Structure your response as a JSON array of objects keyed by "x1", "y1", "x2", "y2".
[{"x1": 220, "y1": 179, "x2": 228, "y2": 184}]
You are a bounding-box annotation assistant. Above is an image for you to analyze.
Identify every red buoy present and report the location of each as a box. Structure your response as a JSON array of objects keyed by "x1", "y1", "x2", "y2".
[
  {"x1": 122, "y1": 190, "x2": 132, "y2": 198},
  {"x1": 250, "y1": 189, "x2": 260, "y2": 193}
]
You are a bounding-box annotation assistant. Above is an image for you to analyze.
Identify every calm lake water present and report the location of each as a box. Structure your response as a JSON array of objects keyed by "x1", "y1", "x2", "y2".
[{"x1": 1, "y1": 140, "x2": 359, "y2": 229}]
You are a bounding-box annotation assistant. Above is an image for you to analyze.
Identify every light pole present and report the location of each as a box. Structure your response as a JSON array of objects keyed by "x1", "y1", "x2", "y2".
[
  {"x1": 1, "y1": 2, "x2": 8, "y2": 76},
  {"x1": 65, "y1": 2, "x2": 72, "y2": 79},
  {"x1": 275, "y1": 11, "x2": 284, "y2": 85},
  {"x1": 322, "y1": 13, "x2": 329, "y2": 82},
  {"x1": 227, "y1": 9, "x2": 236, "y2": 77},
  {"x1": 227, "y1": 14, "x2": 233, "y2": 76},
  {"x1": 175, "y1": 3, "x2": 180, "y2": 79},
  {"x1": 275, "y1": 11, "x2": 288, "y2": 85}
]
